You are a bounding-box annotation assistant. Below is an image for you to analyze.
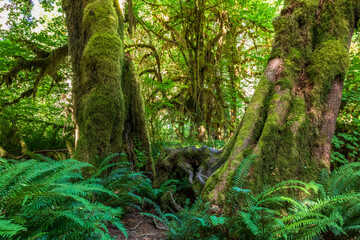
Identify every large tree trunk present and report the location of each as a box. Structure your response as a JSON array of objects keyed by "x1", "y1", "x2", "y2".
[
  {"x1": 202, "y1": 0, "x2": 360, "y2": 205},
  {"x1": 63, "y1": 0, "x2": 153, "y2": 173}
]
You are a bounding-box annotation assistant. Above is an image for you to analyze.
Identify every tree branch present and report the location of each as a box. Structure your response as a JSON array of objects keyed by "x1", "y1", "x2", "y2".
[
  {"x1": 1, "y1": 44, "x2": 68, "y2": 87},
  {"x1": 0, "y1": 44, "x2": 68, "y2": 112},
  {"x1": 126, "y1": 43, "x2": 162, "y2": 82}
]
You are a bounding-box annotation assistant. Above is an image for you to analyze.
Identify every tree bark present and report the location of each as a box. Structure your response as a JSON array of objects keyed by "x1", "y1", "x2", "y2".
[
  {"x1": 63, "y1": 0, "x2": 154, "y2": 172},
  {"x1": 122, "y1": 54, "x2": 155, "y2": 174},
  {"x1": 202, "y1": 0, "x2": 360, "y2": 205}
]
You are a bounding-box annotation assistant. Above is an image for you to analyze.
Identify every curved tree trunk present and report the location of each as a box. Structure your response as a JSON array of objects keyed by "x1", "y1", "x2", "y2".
[
  {"x1": 202, "y1": 0, "x2": 360, "y2": 205},
  {"x1": 63, "y1": 0, "x2": 154, "y2": 173}
]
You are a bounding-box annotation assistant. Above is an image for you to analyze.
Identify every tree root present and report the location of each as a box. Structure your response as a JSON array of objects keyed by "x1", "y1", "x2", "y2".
[
  {"x1": 154, "y1": 145, "x2": 222, "y2": 193},
  {"x1": 128, "y1": 220, "x2": 145, "y2": 231},
  {"x1": 166, "y1": 191, "x2": 183, "y2": 211}
]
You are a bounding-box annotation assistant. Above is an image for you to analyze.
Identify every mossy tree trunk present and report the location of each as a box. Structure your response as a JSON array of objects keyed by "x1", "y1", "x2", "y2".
[
  {"x1": 202, "y1": 0, "x2": 360, "y2": 205},
  {"x1": 63, "y1": 0, "x2": 153, "y2": 173},
  {"x1": 122, "y1": 54, "x2": 154, "y2": 172}
]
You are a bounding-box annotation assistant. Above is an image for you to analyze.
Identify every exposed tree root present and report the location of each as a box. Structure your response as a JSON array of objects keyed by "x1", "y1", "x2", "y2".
[{"x1": 154, "y1": 145, "x2": 223, "y2": 195}]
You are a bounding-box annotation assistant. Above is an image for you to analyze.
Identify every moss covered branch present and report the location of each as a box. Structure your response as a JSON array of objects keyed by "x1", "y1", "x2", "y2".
[
  {"x1": 1, "y1": 44, "x2": 68, "y2": 87},
  {"x1": 0, "y1": 44, "x2": 68, "y2": 112}
]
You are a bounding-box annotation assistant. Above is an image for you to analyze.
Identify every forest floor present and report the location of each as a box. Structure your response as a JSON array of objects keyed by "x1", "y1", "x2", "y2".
[{"x1": 109, "y1": 211, "x2": 167, "y2": 240}]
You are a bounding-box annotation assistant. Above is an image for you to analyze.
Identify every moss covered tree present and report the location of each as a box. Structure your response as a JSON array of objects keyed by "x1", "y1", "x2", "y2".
[
  {"x1": 62, "y1": 0, "x2": 154, "y2": 172},
  {"x1": 154, "y1": 0, "x2": 360, "y2": 205},
  {"x1": 200, "y1": 0, "x2": 360, "y2": 205}
]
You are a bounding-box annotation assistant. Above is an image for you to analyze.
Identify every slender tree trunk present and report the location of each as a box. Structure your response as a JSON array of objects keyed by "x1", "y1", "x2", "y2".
[
  {"x1": 122, "y1": 54, "x2": 155, "y2": 173},
  {"x1": 63, "y1": 0, "x2": 154, "y2": 173},
  {"x1": 202, "y1": 0, "x2": 360, "y2": 205}
]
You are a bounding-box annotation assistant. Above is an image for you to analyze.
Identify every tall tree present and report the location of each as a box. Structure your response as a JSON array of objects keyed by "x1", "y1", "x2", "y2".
[
  {"x1": 202, "y1": 0, "x2": 360, "y2": 205},
  {"x1": 62, "y1": 0, "x2": 153, "y2": 171},
  {"x1": 0, "y1": 0, "x2": 153, "y2": 171}
]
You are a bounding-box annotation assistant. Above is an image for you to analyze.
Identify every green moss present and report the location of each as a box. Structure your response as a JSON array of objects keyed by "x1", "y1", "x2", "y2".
[
  {"x1": 288, "y1": 97, "x2": 306, "y2": 122},
  {"x1": 314, "y1": 0, "x2": 355, "y2": 44},
  {"x1": 202, "y1": 160, "x2": 230, "y2": 203},
  {"x1": 308, "y1": 39, "x2": 349, "y2": 108},
  {"x1": 75, "y1": 86, "x2": 124, "y2": 164},
  {"x1": 261, "y1": 89, "x2": 292, "y2": 131},
  {"x1": 73, "y1": 0, "x2": 125, "y2": 165},
  {"x1": 83, "y1": 0, "x2": 118, "y2": 35},
  {"x1": 121, "y1": 56, "x2": 155, "y2": 174},
  {"x1": 203, "y1": 75, "x2": 273, "y2": 204},
  {"x1": 271, "y1": 16, "x2": 299, "y2": 59},
  {"x1": 277, "y1": 77, "x2": 293, "y2": 89},
  {"x1": 270, "y1": 0, "x2": 318, "y2": 60},
  {"x1": 203, "y1": 0, "x2": 357, "y2": 205}
]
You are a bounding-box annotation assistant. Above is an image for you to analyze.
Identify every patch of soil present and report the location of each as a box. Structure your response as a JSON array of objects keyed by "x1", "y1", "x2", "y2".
[{"x1": 109, "y1": 211, "x2": 167, "y2": 240}]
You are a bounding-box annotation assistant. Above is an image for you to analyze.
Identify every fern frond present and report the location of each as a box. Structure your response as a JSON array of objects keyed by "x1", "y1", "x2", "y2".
[
  {"x1": 231, "y1": 154, "x2": 257, "y2": 190},
  {"x1": 298, "y1": 211, "x2": 344, "y2": 240},
  {"x1": 327, "y1": 162, "x2": 360, "y2": 196},
  {"x1": 0, "y1": 216, "x2": 26, "y2": 238},
  {"x1": 238, "y1": 211, "x2": 260, "y2": 236},
  {"x1": 257, "y1": 196, "x2": 305, "y2": 211},
  {"x1": 255, "y1": 179, "x2": 310, "y2": 201},
  {"x1": 92, "y1": 153, "x2": 128, "y2": 178},
  {"x1": 0, "y1": 157, "x2": 129, "y2": 239}
]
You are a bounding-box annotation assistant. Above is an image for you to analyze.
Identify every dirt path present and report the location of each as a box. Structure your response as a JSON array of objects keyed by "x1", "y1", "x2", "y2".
[{"x1": 110, "y1": 211, "x2": 167, "y2": 240}]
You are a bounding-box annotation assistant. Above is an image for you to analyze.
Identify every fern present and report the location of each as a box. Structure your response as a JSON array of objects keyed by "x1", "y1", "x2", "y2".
[
  {"x1": 326, "y1": 162, "x2": 360, "y2": 196},
  {"x1": 0, "y1": 216, "x2": 26, "y2": 238},
  {"x1": 142, "y1": 198, "x2": 215, "y2": 240},
  {"x1": 225, "y1": 154, "x2": 316, "y2": 240},
  {"x1": 227, "y1": 154, "x2": 257, "y2": 211},
  {"x1": 228, "y1": 154, "x2": 257, "y2": 196},
  {"x1": 0, "y1": 157, "x2": 127, "y2": 239},
  {"x1": 284, "y1": 163, "x2": 360, "y2": 239},
  {"x1": 91, "y1": 153, "x2": 128, "y2": 178}
]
